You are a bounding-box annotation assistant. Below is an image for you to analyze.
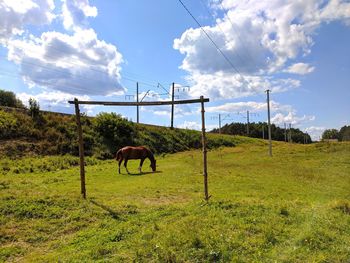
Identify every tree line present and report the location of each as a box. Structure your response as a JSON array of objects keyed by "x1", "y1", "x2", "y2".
[
  {"x1": 211, "y1": 122, "x2": 312, "y2": 144},
  {"x1": 322, "y1": 127, "x2": 350, "y2": 141}
]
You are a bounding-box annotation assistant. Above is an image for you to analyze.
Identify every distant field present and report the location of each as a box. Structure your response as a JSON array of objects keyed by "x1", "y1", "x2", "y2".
[{"x1": 1, "y1": 140, "x2": 350, "y2": 262}]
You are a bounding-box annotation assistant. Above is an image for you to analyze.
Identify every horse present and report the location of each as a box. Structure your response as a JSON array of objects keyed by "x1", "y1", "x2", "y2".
[{"x1": 115, "y1": 146, "x2": 156, "y2": 174}]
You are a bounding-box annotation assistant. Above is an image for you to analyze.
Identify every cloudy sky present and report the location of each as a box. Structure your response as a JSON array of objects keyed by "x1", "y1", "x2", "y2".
[{"x1": 0, "y1": 0, "x2": 349, "y2": 140}]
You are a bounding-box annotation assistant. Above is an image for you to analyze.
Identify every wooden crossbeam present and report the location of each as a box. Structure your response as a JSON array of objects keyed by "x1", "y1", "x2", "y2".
[{"x1": 68, "y1": 98, "x2": 209, "y2": 106}]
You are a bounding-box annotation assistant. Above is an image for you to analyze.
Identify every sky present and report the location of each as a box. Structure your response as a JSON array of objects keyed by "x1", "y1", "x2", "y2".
[{"x1": 0, "y1": 0, "x2": 349, "y2": 140}]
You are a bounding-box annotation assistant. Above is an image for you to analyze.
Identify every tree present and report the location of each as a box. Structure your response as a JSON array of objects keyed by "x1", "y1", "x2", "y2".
[
  {"x1": 29, "y1": 98, "x2": 40, "y2": 119},
  {"x1": 0, "y1": 89, "x2": 25, "y2": 108},
  {"x1": 322, "y1": 129, "x2": 339, "y2": 140},
  {"x1": 211, "y1": 121, "x2": 312, "y2": 143},
  {"x1": 338, "y1": 125, "x2": 350, "y2": 141}
]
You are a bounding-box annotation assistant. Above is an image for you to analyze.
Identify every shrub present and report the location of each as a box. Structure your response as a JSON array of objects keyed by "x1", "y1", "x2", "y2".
[
  {"x1": 94, "y1": 112, "x2": 136, "y2": 154},
  {"x1": 0, "y1": 111, "x2": 17, "y2": 139}
]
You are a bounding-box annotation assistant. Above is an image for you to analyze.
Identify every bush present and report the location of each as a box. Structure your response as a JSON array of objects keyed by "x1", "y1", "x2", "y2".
[
  {"x1": 94, "y1": 112, "x2": 136, "y2": 154},
  {"x1": 0, "y1": 111, "x2": 17, "y2": 139}
]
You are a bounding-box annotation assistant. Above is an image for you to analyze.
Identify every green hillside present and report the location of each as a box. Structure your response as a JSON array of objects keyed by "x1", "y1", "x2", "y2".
[{"x1": 0, "y1": 108, "x2": 246, "y2": 159}]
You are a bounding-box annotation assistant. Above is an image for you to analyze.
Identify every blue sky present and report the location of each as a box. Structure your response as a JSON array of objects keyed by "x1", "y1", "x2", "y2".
[{"x1": 0, "y1": 0, "x2": 349, "y2": 140}]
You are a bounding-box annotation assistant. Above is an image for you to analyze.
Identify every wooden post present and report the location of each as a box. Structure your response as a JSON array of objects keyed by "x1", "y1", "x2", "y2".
[
  {"x1": 247, "y1": 110, "x2": 250, "y2": 135},
  {"x1": 262, "y1": 125, "x2": 265, "y2": 139},
  {"x1": 266, "y1": 90, "x2": 272, "y2": 157},
  {"x1": 219, "y1": 113, "x2": 221, "y2": 134},
  {"x1": 200, "y1": 96, "x2": 209, "y2": 201},
  {"x1": 284, "y1": 123, "x2": 287, "y2": 142},
  {"x1": 171, "y1": 82, "x2": 175, "y2": 129},
  {"x1": 289, "y1": 123, "x2": 292, "y2": 143},
  {"x1": 74, "y1": 98, "x2": 86, "y2": 199},
  {"x1": 136, "y1": 82, "x2": 139, "y2": 123}
]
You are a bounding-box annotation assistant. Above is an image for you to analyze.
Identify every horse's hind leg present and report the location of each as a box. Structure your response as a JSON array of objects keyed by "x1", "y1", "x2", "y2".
[
  {"x1": 124, "y1": 159, "x2": 130, "y2": 174},
  {"x1": 139, "y1": 158, "x2": 145, "y2": 173},
  {"x1": 118, "y1": 159, "x2": 123, "y2": 174}
]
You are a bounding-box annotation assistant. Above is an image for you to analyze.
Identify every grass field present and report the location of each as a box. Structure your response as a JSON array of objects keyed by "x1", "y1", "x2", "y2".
[{"x1": 1, "y1": 139, "x2": 350, "y2": 262}]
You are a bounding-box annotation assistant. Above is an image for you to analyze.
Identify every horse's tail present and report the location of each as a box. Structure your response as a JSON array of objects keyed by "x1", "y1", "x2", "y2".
[{"x1": 115, "y1": 149, "x2": 123, "y2": 161}]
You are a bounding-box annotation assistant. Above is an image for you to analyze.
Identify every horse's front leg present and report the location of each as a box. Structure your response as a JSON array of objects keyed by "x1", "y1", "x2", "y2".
[
  {"x1": 124, "y1": 159, "x2": 130, "y2": 174},
  {"x1": 139, "y1": 158, "x2": 145, "y2": 173}
]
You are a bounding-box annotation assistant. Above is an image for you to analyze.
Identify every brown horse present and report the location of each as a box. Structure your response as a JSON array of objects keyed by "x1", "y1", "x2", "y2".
[{"x1": 116, "y1": 146, "x2": 156, "y2": 174}]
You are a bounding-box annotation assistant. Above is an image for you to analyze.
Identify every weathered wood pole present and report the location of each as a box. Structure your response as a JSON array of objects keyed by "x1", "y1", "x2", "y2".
[
  {"x1": 74, "y1": 98, "x2": 86, "y2": 199},
  {"x1": 266, "y1": 89, "x2": 272, "y2": 157},
  {"x1": 171, "y1": 82, "x2": 175, "y2": 129},
  {"x1": 136, "y1": 82, "x2": 139, "y2": 123},
  {"x1": 200, "y1": 96, "x2": 209, "y2": 201},
  {"x1": 284, "y1": 122, "x2": 287, "y2": 142},
  {"x1": 262, "y1": 125, "x2": 265, "y2": 139},
  {"x1": 246, "y1": 110, "x2": 250, "y2": 135}
]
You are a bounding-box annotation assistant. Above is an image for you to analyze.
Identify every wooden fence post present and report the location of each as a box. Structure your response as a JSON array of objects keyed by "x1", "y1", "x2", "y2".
[
  {"x1": 136, "y1": 82, "x2": 139, "y2": 123},
  {"x1": 171, "y1": 82, "x2": 175, "y2": 129},
  {"x1": 200, "y1": 96, "x2": 209, "y2": 201},
  {"x1": 74, "y1": 98, "x2": 86, "y2": 199}
]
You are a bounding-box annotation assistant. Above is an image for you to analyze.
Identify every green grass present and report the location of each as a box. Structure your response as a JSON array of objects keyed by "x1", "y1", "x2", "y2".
[{"x1": 1, "y1": 140, "x2": 350, "y2": 262}]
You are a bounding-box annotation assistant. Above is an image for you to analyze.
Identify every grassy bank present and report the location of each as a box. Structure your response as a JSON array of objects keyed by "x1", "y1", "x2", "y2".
[
  {"x1": 0, "y1": 109, "x2": 246, "y2": 158},
  {"x1": 1, "y1": 141, "x2": 349, "y2": 261}
]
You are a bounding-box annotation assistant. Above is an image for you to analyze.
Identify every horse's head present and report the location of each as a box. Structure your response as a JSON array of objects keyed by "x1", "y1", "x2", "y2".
[{"x1": 150, "y1": 159, "x2": 156, "y2": 172}]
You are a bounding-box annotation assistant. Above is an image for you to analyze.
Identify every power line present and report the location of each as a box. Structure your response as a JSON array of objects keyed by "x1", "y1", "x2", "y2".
[
  {"x1": 199, "y1": 0, "x2": 248, "y2": 69},
  {"x1": 218, "y1": 1, "x2": 258, "y2": 70},
  {"x1": 178, "y1": 0, "x2": 247, "y2": 81},
  {"x1": 177, "y1": 0, "x2": 258, "y2": 97}
]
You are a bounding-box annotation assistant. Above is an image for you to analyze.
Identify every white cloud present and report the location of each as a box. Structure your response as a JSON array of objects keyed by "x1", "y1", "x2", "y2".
[
  {"x1": 207, "y1": 99, "x2": 315, "y2": 127},
  {"x1": 206, "y1": 100, "x2": 293, "y2": 113},
  {"x1": 61, "y1": 0, "x2": 97, "y2": 31},
  {"x1": 0, "y1": 0, "x2": 55, "y2": 43},
  {"x1": 186, "y1": 72, "x2": 300, "y2": 100},
  {"x1": 284, "y1": 63, "x2": 315, "y2": 75},
  {"x1": 6, "y1": 29, "x2": 124, "y2": 96},
  {"x1": 271, "y1": 112, "x2": 315, "y2": 126},
  {"x1": 177, "y1": 121, "x2": 201, "y2": 130},
  {"x1": 174, "y1": 0, "x2": 350, "y2": 100},
  {"x1": 17, "y1": 90, "x2": 90, "y2": 107},
  {"x1": 141, "y1": 104, "x2": 194, "y2": 117},
  {"x1": 177, "y1": 120, "x2": 217, "y2": 131},
  {"x1": 18, "y1": 90, "x2": 99, "y2": 114},
  {"x1": 305, "y1": 126, "x2": 326, "y2": 141}
]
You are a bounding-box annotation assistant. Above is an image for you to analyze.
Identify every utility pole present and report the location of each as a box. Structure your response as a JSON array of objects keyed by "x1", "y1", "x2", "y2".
[
  {"x1": 136, "y1": 82, "x2": 139, "y2": 123},
  {"x1": 171, "y1": 82, "x2": 175, "y2": 129},
  {"x1": 284, "y1": 123, "x2": 287, "y2": 142},
  {"x1": 219, "y1": 113, "x2": 221, "y2": 134},
  {"x1": 246, "y1": 110, "x2": 250, "y2": 136},
  {"x1": 266, "y1": 90, "x2": 272, "y2": 157},
  {"x1": 289, "y1": 123, "x2": 292, "y2": 143},
  {"x1": 262, "y1": 125, "x2": 265, "y2": 139}
]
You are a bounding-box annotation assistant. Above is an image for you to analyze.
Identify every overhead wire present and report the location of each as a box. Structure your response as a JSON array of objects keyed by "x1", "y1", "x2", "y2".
[
  {"x1": 218, "y1": 1, "x2": 258, "y2": 69},
  {"x1": 199, "y1": 0, "x2": 248, "y2": 69},
  {"x1": 177, "y1": 0, "x2": 254, "y2": 92}
]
